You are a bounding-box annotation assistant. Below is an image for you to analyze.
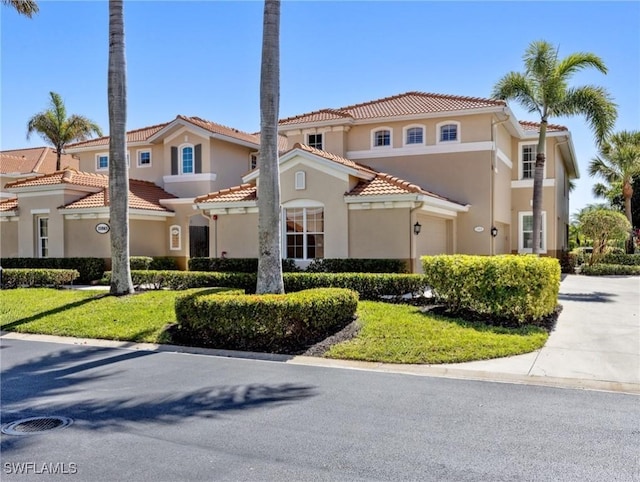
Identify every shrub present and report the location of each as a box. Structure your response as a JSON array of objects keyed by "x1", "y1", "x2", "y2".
[
  {"x1": 581, "y1": 264, "x2": 640, "y2": 276},
  {"x1": 1, "y1": 268, "x2": 79, "y2": 289},
  {"x1": 174, "y1": 288, "x2": 359, "y2": 352},
  {"x1": 421, "y1": 255, "x2": 560, "y2": 323},
  {"x1": 306, "y1": 258, "x2": 408, "y2": 273},
  {"x1": 0, "y1": 257, "x2": 104, "y2": 284},
  {"x1": 559, "y1": 250, "x2": 576, "y2": 274},
  {"x1": 188, "y1": 258, "x2": 300, "y2": 272},
  {"x1": 130, "y1": 256, "x2": 153, "y2": 270},
  {"x1": 149, "y1": 257, "x2": 179, "y2": 270},
  {"x1": 599, "y1": 253, "x2": 640, "y2": 266},
  {"x1": 103, "y1": 270, "x2": 258, "y2": 291}
]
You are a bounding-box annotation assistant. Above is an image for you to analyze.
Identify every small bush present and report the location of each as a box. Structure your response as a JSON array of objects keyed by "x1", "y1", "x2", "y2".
[
  {"x1": 174, "y1": 288, "x2": 359, "y2": 352},
  {"x1": 0, "y1": 258, "x2": 104, "y2": 284},
  {"x1": 422, "y1": 255, "x2": 560, "y2": 323},
  {"x1": 1, "y1": 268, "x2": 79, "y2": 288},
  {"x1": 560, "y1": 250, "x2": 576, "y2": 274},
  {"x1": 188, "y1": 258, "x2": 300, "y2": 273},
  {"x1": 599, "y1": 253, "x2": 640, "y2": 266},
  {"x1": 149, "y1": 257, "x2": 179, "y2": 270},
  {"x1": 581, "y1": 264, "x2": 640, "y2": 276},
  {"x1": 130, "y1": 256, "x2": 153, "y2": 270},
  {"x1": 306, "y1": 258, "x2": 408, "y2": 273}
]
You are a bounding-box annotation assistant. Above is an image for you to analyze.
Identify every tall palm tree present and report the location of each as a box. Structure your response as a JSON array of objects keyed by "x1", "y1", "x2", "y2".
[
  {"x1": 27, "y1": 92, "x2": 103, "y2": 171},
  {"x1": 492, "y1": 40, "x2": 617, "y2": 254},
  {"x1": 256, "y1": 0, "x2": 284, "y2": 294},
  {"x1": 108, "y1": 0, "x2": 133, "y2": 295},
  {"x1": 589, "y1": 130, "x2": 640, "y2": 251},
  {"x1": 2, "y1": 0, "x2": 38, "y2": 17}
]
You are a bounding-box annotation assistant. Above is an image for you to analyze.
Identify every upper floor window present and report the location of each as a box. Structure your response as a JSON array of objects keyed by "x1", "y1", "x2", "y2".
[
  {"x1": 404, "y1": 126, "x2": 424, "y2": 145},
  {"x1": 96, "y1": 153, "x2": 109, "y2": 171},
  {"x1": 373, "y1": 128, "x2": 391, "y2": 148},
  {"x1": 521, "y1": 144, "x2": 536, "y2": 179},
  {"x1": 181, "y1": 145, "x2": 194, "y2": 174},
  {"x1": 439, "y1": 123, "x2": 458, "y2": 142},
  {"x1": 137, "y1": 150, "x2": 151, "y2": 167},
  {"x1": 249, "y1": 153, "x2": 258, "y2": 170},
  {"x1": 307, "y1": 133, "x2": 323, "y2": 150}
]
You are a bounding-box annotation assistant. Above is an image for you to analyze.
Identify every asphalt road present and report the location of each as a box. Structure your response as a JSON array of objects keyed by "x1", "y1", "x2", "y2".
[{"x1": 1, "y1": 339, "x2": 638, "y2": 481}]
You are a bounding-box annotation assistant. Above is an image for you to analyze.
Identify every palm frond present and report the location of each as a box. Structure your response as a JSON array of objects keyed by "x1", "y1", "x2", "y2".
[
  {"x1": 560, "y1": 86, "x2": 617, "y2": 145},
  {"x1": 2, "y1": 0, "x2": 38, "y2": 17},
  {"x1": 491, "y1": 72, "x2": 540, "y2": 115},
  {"x1": 556, "y1": 52, "x2": 608, "y2": 78}
]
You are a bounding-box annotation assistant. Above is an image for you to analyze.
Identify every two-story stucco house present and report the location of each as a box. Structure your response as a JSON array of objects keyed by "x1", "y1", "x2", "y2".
[{"x1": 0, "y1": 91, "x2": 578, "y2": 272}]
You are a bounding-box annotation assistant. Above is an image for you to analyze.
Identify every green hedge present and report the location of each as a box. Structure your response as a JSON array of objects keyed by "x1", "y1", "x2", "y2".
[
  {"x1": 305, "y1": 258, "x2": 408, "y2": 273},
  {"x1": 421, "y1": 255, "x2": 560, "y2": 323},
  {"x1": 1, "y1": 268, "x2": 79, "y2": 288},
  {"x1": 149, "y1": 257, "x2": 179, "y2": 270},
  {"x1": 581, "y1": 264, "x2": 640, "y2": 276},
  {"x1": 175, "y1": 288, "x2": 358, "y2": 352},
  {"x1": 189, "y1": 257, "x2": 300, "y2": 273},
  {"x1": 130, "y1": 256, "x2": 153, "y2": 270},
  {"x1": 599, "y1": 254, "x2": 640, "y2": 266},
  {"x1": 105, "y1": 270, "x2": 428, "y2": 300},
  {"x1": 0, "y1": 258, "x2": 104, "y2": 284}
]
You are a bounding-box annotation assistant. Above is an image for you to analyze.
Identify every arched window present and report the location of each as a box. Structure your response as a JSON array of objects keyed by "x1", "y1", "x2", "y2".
[
  {"x1": 436, "y1": 121, "x2": 460, "y2": 143},
  {"x1": 403, "y1": 125, "x2": 425, "y2": 145},
  {"x1": 181, "y1": 145, "x2": 194, "y2": 174},
  {"x1": 372, "y1": 128, "x2": 392, "y2": 148}
]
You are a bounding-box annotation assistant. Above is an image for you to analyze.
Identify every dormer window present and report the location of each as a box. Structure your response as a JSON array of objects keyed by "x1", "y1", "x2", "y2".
[
  {"x1": 373, "y1": 128, "x2": 391, "y2": 148},
  {"x1": 307, "y1": 133, "x2": 323, "y2": 150}
]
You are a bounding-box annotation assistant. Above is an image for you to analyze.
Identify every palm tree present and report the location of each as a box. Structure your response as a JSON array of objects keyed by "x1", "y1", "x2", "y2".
[
  {"x1": 108, "y1": 0, "x2": 134, "y2": 295},
  {"x1": 27, "y1": 92, "x2": 103, "y2": 171},
  {"x1": 2, "y1": 0, "x2": 38, "y2": 17},
  {"x1": 256, "y1": 0, "x2": 284, "y2": 294},
  {"x1": 589, "y1": 130, "x2": 640, "y2": 251},
  {"x1": 492, "y1": 40, "x2": 617, "y2": 254}
]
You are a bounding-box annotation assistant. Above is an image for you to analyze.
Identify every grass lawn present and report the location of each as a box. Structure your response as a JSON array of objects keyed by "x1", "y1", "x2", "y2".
[
  {"x1": 0, "y1": 289, "x2": 548, "y2": 363},
  {"x1": 325, "y1": 301, "x2": 548, "y2": 364}
]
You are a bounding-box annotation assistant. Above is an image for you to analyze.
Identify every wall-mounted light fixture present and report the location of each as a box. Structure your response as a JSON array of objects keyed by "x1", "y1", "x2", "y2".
[
  {"x1": 413, "y1": 222, "x2": 422, "y2": 235},
  {"x1": 491, "y1": 226, "x2": 498, "y2": 237}
]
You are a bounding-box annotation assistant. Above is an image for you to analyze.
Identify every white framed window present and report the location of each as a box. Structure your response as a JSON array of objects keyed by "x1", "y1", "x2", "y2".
[
  {"x1": 436, "y1": 121, "x2": 460, "y2": 143},
  {"x1": 520, "y1": 143, "x2": 537, "y2": 180},
  {"x1": 137, "y1": 149, "x2": 152, "y2": 167},
  {"x1": 519, "y1": 211, "x2": 546, "y2": 253},
  {"x1": 307, "y1": 133, "x2": 323, "y2": 150},
  {"x1": 295, "y1": 171, "x2": 306, "y2": 190},
  {"x1": 249, "y1": 153, "x2": 258, "y2": 170},
  {"x1": 36, "y1": 216, "x2": 49, "y2": 258},
  {"x1": 169, "y1": 225, "x2": 181, "y2": 251},
  {"x1": 180, "y1": 144, "x2": 194, "y2": 174},
  {"x1": 371, "y1": 127, "x2": 392, "y2": 148},
  {"x1": 284, "y1": 206, "x2": 324, "y2": 260},
  {"x1": 96, "y1": 153, "x2": 109, "y2": 171},
  {"x1": 403, "y1": 125, "x2": 425, "y2": 146}
]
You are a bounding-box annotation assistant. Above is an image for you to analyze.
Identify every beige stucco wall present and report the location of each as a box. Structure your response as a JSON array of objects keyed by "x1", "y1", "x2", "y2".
[
  {"x1": 64, "y1": 218, "x2": 112, "y2": 258},
  {"x1": 0, "y1": 220, "x2": 19, "y2": 257},
  {"x1": 511, "y1": 186, "x2": 557, "y2": 254},
  {"x1": 348, "y1": 208, "x2": 411, "y2": 259},
  {"x1": 210, "y1": 138, "x2": 254, "y2": 189},
  {"x1": 494, "y1": 155, "x2": 512, "y2": 225},
  {"x1": 214, "y1": 213, "x2": 258, "y2": 258}
]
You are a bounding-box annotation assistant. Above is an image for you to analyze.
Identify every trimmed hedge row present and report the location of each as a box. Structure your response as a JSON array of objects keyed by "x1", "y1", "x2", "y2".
[
  {"x1": 1, "y1": 268, "x2": 79, "y2": 288},
  {"x1": 599, "y1": 254, "x2": 640, "y2": 266},
  {"x1": 581, "y1": 264, "x2": 640, "y2": 276},
  {"x1": 174, "y1": 288, "x2": 359, "y2": 352},
  {"x1": 106, "y1": 270, "x2": 428, "y2": 300},
  {"x1": 189, "y1": 258, "x2": 300, "y2": 273},
  {"x1": 0, "y1": 258, "x2": 104, "y2": 284},
  {"x1": 422, "y1": 255, "x2": 560, "y2": 323},
  {"x1": 305, "y1": 258, "x2": 408, "y2": 273}
]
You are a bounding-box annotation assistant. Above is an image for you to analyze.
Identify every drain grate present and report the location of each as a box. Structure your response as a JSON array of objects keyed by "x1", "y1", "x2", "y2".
[{"x1": 1, "y1": 416, "x2": 73, "y2": 436}]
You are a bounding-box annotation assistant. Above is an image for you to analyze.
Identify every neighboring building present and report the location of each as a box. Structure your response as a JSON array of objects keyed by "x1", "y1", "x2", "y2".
[{"x1": 0, "y1": 91, "x2": 579, "y2": 271}]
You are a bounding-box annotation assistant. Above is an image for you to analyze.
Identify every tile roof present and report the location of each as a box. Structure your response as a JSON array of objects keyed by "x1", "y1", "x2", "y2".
[
  {"x1": 292, "y1": 143, "x2": 373, "y2": 174},
  {"x1": 346, "y1": 172, "x2": 455, "y2": 203},
  {"x1": 194, "y1": 184, "x2": 257, "y2": 204},
  {"x1": 252, "y1": 132, "x2": 290, "y2": 153},
  {"x1": 0, "y1": 198, "x2": 18, "y2": 212},
  {"x1": 5, "y1": 169, "x2": 109, "y2": 189},
  {"x1": 279, "y1": 91, "x2": 506, "y2": 126},
  {"x1": 61, "y1": 179, "x2": 176, "y2": 212},
  {"x1": 1, "y1": 147, "x2": 78, "y2": 174},
  {"x1": 67, "y1": 116, "x2": 261, "y2": 149},
  {"x1": 519, "y1": 120, "x2": 568, "y2": 132}
]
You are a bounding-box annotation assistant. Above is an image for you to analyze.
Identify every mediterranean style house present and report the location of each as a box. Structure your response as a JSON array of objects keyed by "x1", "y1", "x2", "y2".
[{"x1": 0, "y1": 91, "x2": 578, "y2": 272}]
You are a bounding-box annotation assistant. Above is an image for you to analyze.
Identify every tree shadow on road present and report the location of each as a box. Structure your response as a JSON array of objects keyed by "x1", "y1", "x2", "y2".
[{"x1": 558, "y1": 291, "x2": 616, "y2": 303}]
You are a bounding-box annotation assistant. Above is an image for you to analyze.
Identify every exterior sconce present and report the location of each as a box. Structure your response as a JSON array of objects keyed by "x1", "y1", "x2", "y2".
[
  {"x1": 413, "y1": 222, "x2": 422, "y2": 235},
  {"x1": 491, "y1": 226, "x2": 498, "y2": 237}
]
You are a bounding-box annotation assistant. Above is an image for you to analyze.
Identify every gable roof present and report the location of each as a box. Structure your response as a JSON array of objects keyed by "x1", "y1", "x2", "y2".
[
  {"x1": 0, "y1": 197, "x2": 18, "y2": 213},
  {"x1": 5, "y1": 169, "x2": 109, "y2": 189},
  {"x1": 194, "y1": 184, "x2": 257, "y2": 204},
  {"x1": 279, "y1": 91, "x2": 506, "y2": 126},
  {"x1": 1, "y1": 147, "x2": 78, "y2": 174},
  {"x1": 519, "y1": 120, "x2": 568, "y2": 133},
  {"x1": 66, "y1": 116, "x2": 261, "y2": 150}
]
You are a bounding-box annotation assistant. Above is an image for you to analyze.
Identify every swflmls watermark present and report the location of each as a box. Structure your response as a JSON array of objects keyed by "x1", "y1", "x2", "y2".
[{"x1": 4, "y1": 462, "x2": 78, "y2": 475}]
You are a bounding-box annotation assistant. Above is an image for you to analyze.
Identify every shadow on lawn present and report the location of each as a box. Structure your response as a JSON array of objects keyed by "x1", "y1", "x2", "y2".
[{"x1": 0, "y1": 343, "x2": 317, "y2": 453}]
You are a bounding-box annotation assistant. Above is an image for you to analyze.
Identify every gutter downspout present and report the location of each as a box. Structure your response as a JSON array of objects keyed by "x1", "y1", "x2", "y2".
[{"x1": 491, "y1": 113, "x2": 510, "y2": 256}]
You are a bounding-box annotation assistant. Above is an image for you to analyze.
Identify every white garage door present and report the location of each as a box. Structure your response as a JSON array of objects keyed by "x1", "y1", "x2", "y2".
[{"x1": 421, "y1": 217, "x2": 447, "y2": 255}]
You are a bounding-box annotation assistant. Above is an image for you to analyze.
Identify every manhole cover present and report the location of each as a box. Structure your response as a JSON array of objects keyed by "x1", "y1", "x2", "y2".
[{"x1": 1, "y1": 416, "x2": 73, "y2": 435}]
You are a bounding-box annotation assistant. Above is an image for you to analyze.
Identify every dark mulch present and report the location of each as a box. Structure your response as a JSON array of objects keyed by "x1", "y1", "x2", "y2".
[{"x1": 301, "y1": 319, "x2": 362, "y2": 357}]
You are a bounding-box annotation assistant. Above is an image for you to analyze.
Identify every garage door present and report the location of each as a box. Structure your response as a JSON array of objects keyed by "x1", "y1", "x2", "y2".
[{"x1": 420, "y1": 217, "x2": 447, "y2": 255}]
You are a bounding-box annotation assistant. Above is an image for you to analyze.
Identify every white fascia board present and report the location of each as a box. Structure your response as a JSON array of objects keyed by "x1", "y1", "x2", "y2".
[
  {"x1": 65, "y1": 141, "x2": 147, "y2": 154},
  {"x1": 7, "y1": 184, "x2": 102, "y2": 195},
  {"x1": 152, "y1": 119, "x2": 259, "y2": 149},
  {"x1": 163, "y1": 173, "x2": 217, "y2": 183},
  {"x1": 61, "y1": 207, "x2": 173, "y2": 219},
  {"x1": 344, "y1": 193, "x2": 419, "y2": 204},
  {"x1": 0, "y1": 213, "x2": 18, "y2": 220},
  {"x1": 160, "y1": 197, "x2": 195, "y2": 207},
  {"x1": 195, "y1": 200, "x2": 258, "y2": 211},
  {"x1": 351, "y1": 106, "x2": 505, "y2": 126},
  {"x1": 496, "y1": 148, "x2": 513, "y2": 169},
  {"x1": 511, "y1": 179, "x2": 556, "y2": 188},
  {"x1": 418, "y1": 195, "x2": 470, "y2": 213},
  {"x1": 278, "y1": 119, "x2": 353, "y2": 132}
]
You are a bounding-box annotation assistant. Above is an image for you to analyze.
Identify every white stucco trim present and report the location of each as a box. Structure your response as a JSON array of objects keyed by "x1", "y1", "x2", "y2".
[
  {"x1": 402, "y1": 124, "x2": 427, "y2": 147},
  {"x1": 30, "y1": 208, "x2": 50, "y2": 214},
  {"x1": 282, "y1": 199, "x2": 324, "y2": 208},
  {"x1": 435, "y1": 120, "x2": 461, "y2": 144},
  {"x1": 370, "y1": 126, "x2": 393, "y2": 150},
  {"x1": 163, "y1": 173, "x2": 217, "y2": 183},
  {"x1": 347, "y1": 141, "x2": 494, "y2": 159},
  {"x1": 511, "y1": 179, "x2": 556, "y2": 188},
  {"x1": 61, "y1": 208, "x2": 174, "y2": 219},
  {"x1": 496, "y1": 148, "x2": 513, "y2": 169}
]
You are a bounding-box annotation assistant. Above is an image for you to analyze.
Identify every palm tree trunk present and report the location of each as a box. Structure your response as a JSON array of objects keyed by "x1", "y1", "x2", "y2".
[
  {"x1": 108, "y1": 0, "x2": 133, "y2": 295},
  {"x1": 532, "y1": 120, "x2": 547, "y2": 255},
  {"x1": 256, "y1": 0, "x2": 284, "y2": 294},
  {"x1": 624, "y1": 182, "x2": 634, "y2": 253}
]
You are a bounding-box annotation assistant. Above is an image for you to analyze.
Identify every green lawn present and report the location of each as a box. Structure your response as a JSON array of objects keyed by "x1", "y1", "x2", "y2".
[{"x1": 0, "y1": 289, "x2": 548, "y2": 363}]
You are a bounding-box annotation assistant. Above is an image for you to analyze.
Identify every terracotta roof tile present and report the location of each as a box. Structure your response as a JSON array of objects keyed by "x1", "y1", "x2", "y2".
[
  {"x1": 66, "y1": 122, "x2": 170, "y2": 149},
  {"x1": 1, "y1": 147, "x2": 78, "y2": 174},
  {"x1": 195, "y1": 184, "x2": 257, "y2": 204},
  {"x1": 292, "y1": 143, "x2": 374, "y2": 174},
  {"x1": 279, "y1": 91, "x2": 506, "y2": 126},
  {"x1": 252, "y1": 133, "x2": 290, "y2": 153},
  {"x1": 5, "y1": 169, "x2": 109, "y2": 189},
  {"x1": 179, "y1": 116, "x2": 259, "y2": 145},
  {"x1": 0, "y1": 198, "x2": 18, "y2": 212},
  {"x1": 519, "y1": 120, "x2": 568, "y2": 132}
]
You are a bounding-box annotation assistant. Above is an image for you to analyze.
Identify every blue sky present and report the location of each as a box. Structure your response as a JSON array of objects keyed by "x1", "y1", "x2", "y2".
[{"x1": 1, "y1": 1, "x2": 638, "y2": 216}]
